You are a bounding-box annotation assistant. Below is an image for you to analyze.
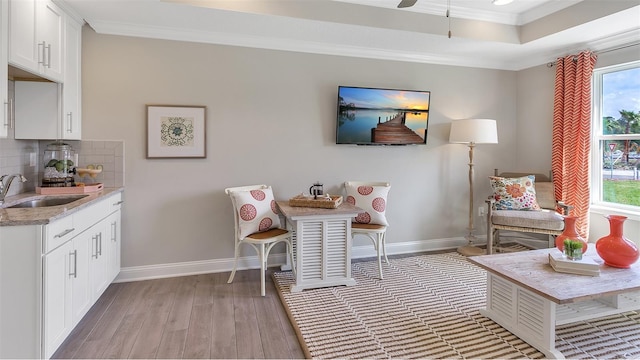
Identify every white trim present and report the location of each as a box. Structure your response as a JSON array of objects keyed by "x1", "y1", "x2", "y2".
[
  {"x1": 113, "y1": 237, "x2": 478, "y2": 283},
  {"x1": 590, "y1": 204, "x2": 640, "y2": 222}
]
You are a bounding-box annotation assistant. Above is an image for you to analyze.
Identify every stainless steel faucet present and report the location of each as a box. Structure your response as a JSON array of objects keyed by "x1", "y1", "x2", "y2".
[{"x1": 0, "y1": 174, "x2": 28, "y2": 205}]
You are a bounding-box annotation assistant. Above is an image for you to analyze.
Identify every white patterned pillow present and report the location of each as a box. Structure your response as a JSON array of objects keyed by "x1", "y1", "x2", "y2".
[
  {"x1": 230, "y1": 187, "x2": 281, "y2": 239},
  {"x1": 489, "y1": 175, "x2": 541, "y2": 210},
  {"x1": 345, "y1": 183, "x2": 390, "y2": 226}
]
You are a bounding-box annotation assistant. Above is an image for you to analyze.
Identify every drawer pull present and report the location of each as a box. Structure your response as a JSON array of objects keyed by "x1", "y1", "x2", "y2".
[
  {"x1": 54, "y1": 228, "x2": 75, "y2": 238},
  {"x1": 38, "y1": 42, "x2": 45, "y2": 65},
  {"x1": 92, "y1": 234, "x2": 99, "y2": 258},
  {"x1": 114, "y1": 200, "x2": 124, "y2": 206},
  {"x1": 45, "y1": 44, "x2": 51, "y2": 68},
  {"x1": 111, "y1": 222, "x2": 117, "y2": 241},
  {"x1": 69, "y1": 250, "x2": 77, "y2": 278}
]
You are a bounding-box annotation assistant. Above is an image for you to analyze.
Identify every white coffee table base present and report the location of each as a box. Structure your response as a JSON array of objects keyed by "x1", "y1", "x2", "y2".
[{"x1": 482, "y1": 273, "x2": 640, "y2": 359}]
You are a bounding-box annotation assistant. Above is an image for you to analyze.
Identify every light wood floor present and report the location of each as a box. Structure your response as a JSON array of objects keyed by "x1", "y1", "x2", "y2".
[{"x1": 52, "y1": 269, "x2": 305, "y2": 359}]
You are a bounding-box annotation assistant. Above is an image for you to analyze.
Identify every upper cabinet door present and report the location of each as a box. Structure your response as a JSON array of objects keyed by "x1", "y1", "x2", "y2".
[
  {"x1": 8, "y1": 0, "x2": 38, "y2": 71},
  {"x1": 8, "y1": 0, "x2": 63, "y2": 82},
  {"x1": 37, "y1": 0, "x2": 63, "y2": 81},
  {"x1": 62, "y1": 17, "x2": 81, "y2": 140}
]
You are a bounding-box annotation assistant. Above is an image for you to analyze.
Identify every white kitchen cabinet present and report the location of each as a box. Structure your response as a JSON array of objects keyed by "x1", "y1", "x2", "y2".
[
  {"x1": 14, "y1": 80, "x2": 60, "y2": 140},
  {"x1": 88, "y1": 220, "x2": 110, "y2": 300},
  {"x1": 12, "y1": 12, "x2": 83, "y2": 140},
  {"x1": 0, "y1": 190, "x2": 124, "y2": 359},
  {"x1": 9, "y1": 0, "x2": 64, "y2": 82},
  {"x1": 70, "y1": 228, "x2": 92, "y2": 325},
  {"x1": 43, "y1": 240, "x2": 73, "y2": 358},
  {"x1": 107, "y1": 194, "x2": 123, "y2": 280},
  {"x1": 61, "y1": 15, "x2": 81, "y2": 139}
]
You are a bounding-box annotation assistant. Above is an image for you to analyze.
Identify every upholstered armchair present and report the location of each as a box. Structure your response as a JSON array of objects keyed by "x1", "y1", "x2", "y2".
[{"x1": 485, "y1": 170, "x2": 572, "y2": 254}]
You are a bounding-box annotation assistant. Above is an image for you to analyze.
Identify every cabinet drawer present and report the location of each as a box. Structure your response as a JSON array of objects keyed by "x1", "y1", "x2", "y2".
[
  {"x1": 108, "y1": 192, "x2": 123, "y2": 213},
  {"x1": 45, "y1": 216, "x2": 75, "y2": 253},
  {"x1": 73, "y1": 199, "x2": 110, "y2": 232}
]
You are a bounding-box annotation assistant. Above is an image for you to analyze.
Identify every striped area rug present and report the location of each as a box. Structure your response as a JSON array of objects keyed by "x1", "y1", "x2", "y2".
[{"x1": 273, "y1": 252, "x2": 640, "y2": 359}]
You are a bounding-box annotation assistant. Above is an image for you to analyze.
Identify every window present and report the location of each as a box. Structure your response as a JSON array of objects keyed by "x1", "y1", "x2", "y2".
[{"x1": 592, "y1": 60, "x2": 640, "y2": 210}]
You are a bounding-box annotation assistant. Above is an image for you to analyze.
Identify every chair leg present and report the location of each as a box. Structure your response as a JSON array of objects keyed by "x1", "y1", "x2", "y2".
[
  {"x1": 381, "y1": 232, "x2": 389, "y2": 264},
  {"x1": 376, "y1": 236, "x2": 383, "y2": 280},
  {"x1": 228, "y1": 242, "x2": 241, "y2": 284},
  {"x1": 288, "y1": 242, "x2": 296, "y2": 276},
  {"x1": 259, "y1": 243, "x2": 266, "y2": 297},
  {"x1": 487, "y1": 226, "x2": 494, "y2": 255}
]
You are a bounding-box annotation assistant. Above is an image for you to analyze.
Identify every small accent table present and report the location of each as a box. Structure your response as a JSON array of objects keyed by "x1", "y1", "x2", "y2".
[
  {"x1": 468, "y1": 248, "x2": 640, "y2": 359},
  {"x1": 276, "y1": 201, "x2": 362, "y2": 292}
]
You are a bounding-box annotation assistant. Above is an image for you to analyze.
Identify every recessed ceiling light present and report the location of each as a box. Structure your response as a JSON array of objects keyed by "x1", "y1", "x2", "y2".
[{"x1": 492, "y1": 0, "x2": 513, "y2": 5}]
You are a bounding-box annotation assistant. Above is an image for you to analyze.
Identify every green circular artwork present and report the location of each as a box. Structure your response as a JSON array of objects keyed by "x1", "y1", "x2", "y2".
[{"x1": 160, "y1": 117, "x2": 195, "y2": 146}]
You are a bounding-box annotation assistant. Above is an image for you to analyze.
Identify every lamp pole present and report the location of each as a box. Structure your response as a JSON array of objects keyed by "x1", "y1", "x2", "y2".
[
  {"x1": 449, "y1": 118, "x2": 498, "y2": 257},
  {"x1": 466, "y1": 142, "x2": 476, "y2": 241}
]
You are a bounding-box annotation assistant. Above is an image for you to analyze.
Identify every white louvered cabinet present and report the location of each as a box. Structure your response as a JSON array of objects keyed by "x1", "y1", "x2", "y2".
[{"x1": 276, "y1": 201, "x2": 362, "y2": 292}]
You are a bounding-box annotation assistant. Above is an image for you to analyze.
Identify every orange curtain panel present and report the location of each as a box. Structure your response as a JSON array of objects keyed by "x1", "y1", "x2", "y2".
[{"x1": 552, "y1": 51, "x2": 598, "y2": 239}]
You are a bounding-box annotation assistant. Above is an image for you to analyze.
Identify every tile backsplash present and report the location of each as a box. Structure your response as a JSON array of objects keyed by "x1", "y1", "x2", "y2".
[
  {"x1": 0, "y1": 138, "x2": 39, "y2": 196},
  {"x1": 0, "y1": 139, "x2": 125, "y2": 196},
  {"x1": 39, "y1": 140, "x2": 125, "y2": 188}
]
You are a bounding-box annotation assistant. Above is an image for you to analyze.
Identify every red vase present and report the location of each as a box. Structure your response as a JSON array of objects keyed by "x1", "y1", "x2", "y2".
[
  {"x1": 555, "y1": 216, "x2": 588, "y2": 253},
  {"x1": 595, "y1": 215, "x2": 639, "y2": 269}
]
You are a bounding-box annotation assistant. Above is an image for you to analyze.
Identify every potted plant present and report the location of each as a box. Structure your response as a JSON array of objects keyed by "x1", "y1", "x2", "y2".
[{"x1": 564, "y1": 239, "x2": 584, "y2": 260}]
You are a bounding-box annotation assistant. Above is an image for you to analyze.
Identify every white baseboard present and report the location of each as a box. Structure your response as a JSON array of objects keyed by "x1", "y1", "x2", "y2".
[{"x1": 114, "y1": 236, "x2": 481, "y2": 283}]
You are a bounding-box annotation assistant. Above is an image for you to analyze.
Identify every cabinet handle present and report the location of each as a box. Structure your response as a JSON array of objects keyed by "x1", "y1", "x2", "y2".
[
  {"x1": 114, "y1": 200, "x2": 124, "y2": 206},
  {"x1": 67, "y1": 112, "x2": 73, "y2": 133},
  {"x1": 111, "y1": 221, "x2": 117, "y2": 241},
  {"x1": 3, "y1": 102, "x2": 7, "y2": 128},
  {"x1": 46, "y1": 44, "x2": 52, "y2": 68},
  {"x1": 54, "y1": 228, "x2": 75, "y2": 238},
  {"x1": 69, "y1": 250, "x2": 77, "y2": 278},
  {"x1": 92, "y1": 234, "x2": 98, "y2": 258},
  {"x1": 38, "y1": 42, "x2": 45, "y2": 65},
  {"x1": 98, "y1": 233, "x2": 102, "y2": 256},
  {"x1": 9, "y1": 98, "x2": 13, "y2": 129}
]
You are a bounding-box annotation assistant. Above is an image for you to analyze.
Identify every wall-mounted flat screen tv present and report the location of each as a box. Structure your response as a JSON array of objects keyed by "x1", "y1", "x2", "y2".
[{"x1": 336, "y1": 86, "x2": 430, "y2": 145}]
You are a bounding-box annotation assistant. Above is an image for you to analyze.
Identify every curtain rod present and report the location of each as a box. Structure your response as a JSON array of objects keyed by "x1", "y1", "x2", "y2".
[{"x1": 546, "y1": 42, "x2": 640, "y2": 67}]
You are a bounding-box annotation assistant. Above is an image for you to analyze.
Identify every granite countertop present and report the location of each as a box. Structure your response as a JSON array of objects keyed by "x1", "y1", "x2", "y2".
[{"x1": 0, "y1": 187, "x2": 124, "y2": 226}]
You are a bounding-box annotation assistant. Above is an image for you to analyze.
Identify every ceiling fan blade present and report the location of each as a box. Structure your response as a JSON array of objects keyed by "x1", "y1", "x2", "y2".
[{"x1": 397, "y1": 0, "x2": 418, "y2": 8}]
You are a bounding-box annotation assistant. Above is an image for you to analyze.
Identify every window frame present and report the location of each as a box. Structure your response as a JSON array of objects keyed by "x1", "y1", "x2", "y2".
[{"x1": 590, "y1": 60, "x2": 640, "y2": 217}]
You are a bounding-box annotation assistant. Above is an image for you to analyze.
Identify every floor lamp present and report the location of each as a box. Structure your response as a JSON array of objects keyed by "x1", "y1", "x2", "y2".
[{"x1": 449, "y1": 119, "x2": 498, "y2": 256}]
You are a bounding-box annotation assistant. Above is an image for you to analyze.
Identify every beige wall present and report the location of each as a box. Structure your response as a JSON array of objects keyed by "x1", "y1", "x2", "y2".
[{"x1": 80, "y1": 28, "x2": 518, "y2": 268}]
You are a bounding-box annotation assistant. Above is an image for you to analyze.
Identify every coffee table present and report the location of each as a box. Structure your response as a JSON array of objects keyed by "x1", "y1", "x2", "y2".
[{"x1": 467, "y1": 248, "x2": 640, "y2": 359}]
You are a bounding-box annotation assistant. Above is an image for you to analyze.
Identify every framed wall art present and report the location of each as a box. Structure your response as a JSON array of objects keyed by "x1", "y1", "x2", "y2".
[{"x1": 146, "y1": 105, "x2": 206, "y2": 158}]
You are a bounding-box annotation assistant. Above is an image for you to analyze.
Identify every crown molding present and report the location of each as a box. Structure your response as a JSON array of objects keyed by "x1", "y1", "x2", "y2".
[{"x1": 89, "y1": 20, "x2": 527, "y2": 70}]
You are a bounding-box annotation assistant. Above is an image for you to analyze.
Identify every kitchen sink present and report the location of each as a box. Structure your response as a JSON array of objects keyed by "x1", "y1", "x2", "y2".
[{"x1": 7, "y1": 195, "x2": 88, "y2": 209}]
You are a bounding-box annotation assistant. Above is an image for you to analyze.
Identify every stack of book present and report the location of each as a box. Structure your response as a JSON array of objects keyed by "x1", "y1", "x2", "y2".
[{"x1": 548, "y1": 251, "x2": 601, "y2": 276}]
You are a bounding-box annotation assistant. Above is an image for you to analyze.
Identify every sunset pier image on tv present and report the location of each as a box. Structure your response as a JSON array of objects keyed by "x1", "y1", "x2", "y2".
[{"x1": 336, "y1": 86, "x2": 430, "y2": 145}]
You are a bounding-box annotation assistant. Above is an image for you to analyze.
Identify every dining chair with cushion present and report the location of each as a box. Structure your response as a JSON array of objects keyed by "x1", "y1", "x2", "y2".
[
  {"x1": 485, "y1": 170, "x2": 572, "y2": 254},
  {"x1": 225, "y1": 184, "x2": 295, "y2": 296},
  {"x1": 344, "y1": 181, "x2": 390, "y2": 279}
]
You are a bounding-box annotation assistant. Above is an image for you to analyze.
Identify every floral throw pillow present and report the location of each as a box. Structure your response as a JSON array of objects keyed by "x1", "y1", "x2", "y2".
[
  {"x1": 345, "y1": 183, "x2": 390, "y2": 226},
  {"x1": 489, "y1": 175, "x2": 541, "y2": 210},
  {"x1": 230, "y1": 187, "x2": 281, "y2": 239}
]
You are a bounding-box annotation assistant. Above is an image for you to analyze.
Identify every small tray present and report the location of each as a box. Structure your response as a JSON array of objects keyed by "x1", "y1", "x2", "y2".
[
  {"x1": 289, "y1": 195, "x2": 343, "y2": 209},
  {"x1": 36, "y1": 183, "x2": 104, "y2": 195}
]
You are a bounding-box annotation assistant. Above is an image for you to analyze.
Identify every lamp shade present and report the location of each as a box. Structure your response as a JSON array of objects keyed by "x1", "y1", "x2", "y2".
[{"x1": 449, "y1": 119, "x2": 498, "y2": 144}]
